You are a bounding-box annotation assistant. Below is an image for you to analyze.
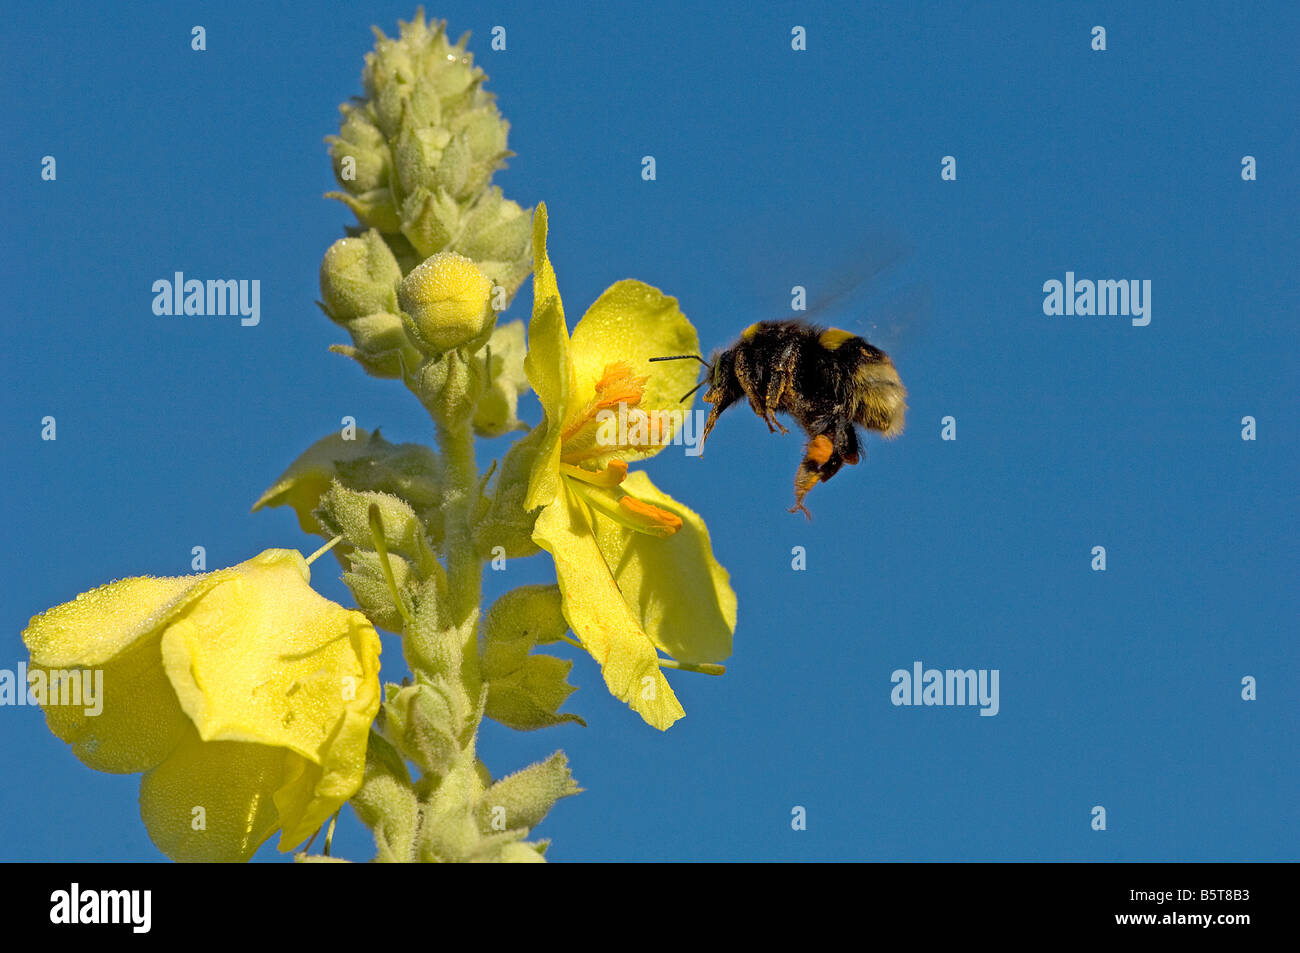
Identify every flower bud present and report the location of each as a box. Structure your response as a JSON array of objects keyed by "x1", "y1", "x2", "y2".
[
  {"x1": 319, "y1": 230, "x2": 402, "y2": 323},
  {"x1": 450, "y1": 187, "x2": 533, "y2": 300},
  {"x1": 382, "y1": 679, "x2": 460, "y2": 776},
  {"x1": 474, "y1": 425, "x2": 544, "y2": 560},
  {"x1": 472, "y1": 320, "x2": 530, "y2": 438},
  {"x1": 399, "y1": 251, "x2": 494, "y2": 352},
  {"x1": 327, "y1": 104, "x2": 390, "y2": 194},
  {"x1": 411, "y1": 350, "x2": 482, "y2": 430}
]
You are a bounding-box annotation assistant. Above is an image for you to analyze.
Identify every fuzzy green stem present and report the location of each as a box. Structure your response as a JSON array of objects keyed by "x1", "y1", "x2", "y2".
[{"x1": 435, "y1": 417, "x2": 484, "y2": 701}]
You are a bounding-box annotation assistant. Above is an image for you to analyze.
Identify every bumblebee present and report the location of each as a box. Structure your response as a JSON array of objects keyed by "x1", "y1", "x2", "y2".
[{"x1": 653, "y1": 320, "x2": 906, "y2": 517}]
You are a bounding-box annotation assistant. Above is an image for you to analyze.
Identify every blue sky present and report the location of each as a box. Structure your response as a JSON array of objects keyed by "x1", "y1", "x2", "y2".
[{"x1": 3, "y1": 1, "x2": 1295, "y2": 861}]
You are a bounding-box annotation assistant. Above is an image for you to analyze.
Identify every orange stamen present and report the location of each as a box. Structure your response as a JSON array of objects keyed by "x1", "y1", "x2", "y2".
[
  {"x1": 562, "y1": 362, "x2": 648, "y2": 444},
  {"x1": 618, "y1": 496, "x2": 683, "y2": 537},
  {"x1": 561, "y1": 459, "x2": 629, "y2": 487},
  {"x1": 593, "y1": 362, "x2": 647, "y2": 409}
]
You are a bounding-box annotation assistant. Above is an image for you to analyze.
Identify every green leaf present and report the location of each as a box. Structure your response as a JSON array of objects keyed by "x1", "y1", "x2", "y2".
[
  {"x1": 481, "y1": 584, "x2": 568, "y2": 679},
  {"x1": 485, "y1": 655, "x2": 584, "y2": 732}
]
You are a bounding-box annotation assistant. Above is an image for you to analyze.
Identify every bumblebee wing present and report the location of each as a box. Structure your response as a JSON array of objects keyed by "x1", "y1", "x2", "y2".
[
  {"x1": 857, "y1": 281, "x2": 931, "y2": 357},
  {"x1": 793, "y1": 233, "x2": 913, "y2": 326}
]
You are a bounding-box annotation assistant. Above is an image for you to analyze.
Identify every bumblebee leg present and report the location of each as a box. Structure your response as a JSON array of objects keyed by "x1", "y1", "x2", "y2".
[
  {"x1": 733, "y1": 349, "x2": 779, "y2": 433},
  {"x1": 835, "y1": 420, "x2": 861, "y2": 466},
  {"x1": 789, "y1": 433, "x2": 840, "y2": 518},
  {"x1": 762, "y1": 345, "x2": 796, "y2": 436}
]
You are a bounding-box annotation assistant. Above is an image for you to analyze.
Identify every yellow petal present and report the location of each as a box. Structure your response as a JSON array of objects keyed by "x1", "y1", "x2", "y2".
[
  {"x1": 272, "y1": 745, "x2": 355, "y2": 851},
  {"x1": 524, "y1": 294, "x2": 571, "y2": 511},
  {"x1": 532, "y1": 487, "x2": 685, "y2": 730},
  {"x1": 32, "y1": 642, "x2": 193, "y2": 775},
  {"x1": 568, "y1": 280, "x2": 701, "y2": 463},
  {"x1": 531, "y1": 203, "x2": 563, "y2": 328},
  {"x1": 25, "y1": 548, "x2": 382, "y2": 861},
  {"x1": 158, "y1": 550, "x2": 381, "y2": 839},
  {"x1": 523, "y1": 204, "x2": 572, "y2": 511},
  {"x1": 23, "y1": 574, "x2": 220, "y2": 773},
  {"x1": 138, "y1": 727, "x2": 286, "y2": 862},
  {"x1": 591, "y1": 471, "x2": 736, "y2": 665},
  {"x1": 24, "y1": 574, "x2": 210, "y2": 668}
]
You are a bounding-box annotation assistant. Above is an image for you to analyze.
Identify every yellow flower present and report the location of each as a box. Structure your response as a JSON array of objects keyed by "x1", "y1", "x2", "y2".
[
  {"x1": 523, "y1": 203, "x2": 736, "y2": 730},
  {"x1": 22, "y1": 549, "x2": 382, "y2": 862}
]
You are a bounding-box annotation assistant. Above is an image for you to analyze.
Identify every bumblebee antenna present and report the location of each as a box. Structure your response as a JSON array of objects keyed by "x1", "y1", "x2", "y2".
[
  {"x1": 649, "y1": 354, "x2": 711, "y2": 367},
  {"x1": 674, "y1": 381, "x2": 706, "y2": 403},
  {"x1": 649, "y1": 354, "x2": 712, "y2": 403}
]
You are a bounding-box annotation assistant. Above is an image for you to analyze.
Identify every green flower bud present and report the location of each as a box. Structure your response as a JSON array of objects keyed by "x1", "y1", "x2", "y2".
[
  {"x1": 475, "y1": 752, "x2": 582, "y2": 830},
  {"x1": 471, "y1": 320, "x2": 530, "y2": 438},
  {"x1": 319, "y1": 230, "x2": 402, "y2": 323},
  {"x1": 453, "y1": 187, "x2": 533, "y2": 300},
  {"x1": 382, "y1": 679, "x2": 461, "y2": 776},
  {"x1": 327, "y1": 188, "x2": 403, "y2": 235},
  {"x1": 474, "y1": 426, "x2": 544, "y2": 559},
  {"x1": 327, "y1": 104, "x2": 390, "y2": 194},
  {"x1": 317, "y1": 481, "x2": 435, "y2": 570},
  {"x1": 393, "y1": 123, "x2": 451, "y2": 198},
  {"x1": 350, "y1": 730, "x2": 418, "y2": 864},
  {"x1": 342, "y1": 549, "x2": 415, "y2": 634},
  {"x1": 332, "y1": 441, "x2": 444, "y2": 521},
  {"x1": 398, "y1": 186, "x2": 459, "y2": 259},
  {"x1": 399, "y1": 252, "x2": 495, "y2": 352},
  {"x1": 410, "y1": 350, "x2": 482, "y2": 430}
]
